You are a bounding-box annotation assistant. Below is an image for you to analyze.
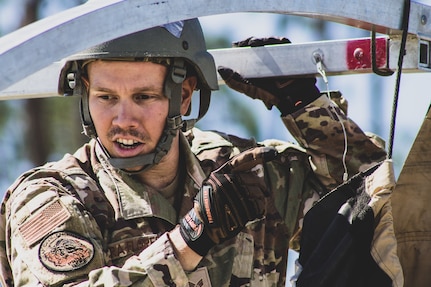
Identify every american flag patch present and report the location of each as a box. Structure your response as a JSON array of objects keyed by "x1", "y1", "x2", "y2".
[{"x1": 19, "y1": 200, "x2": 71, "y2": 246}]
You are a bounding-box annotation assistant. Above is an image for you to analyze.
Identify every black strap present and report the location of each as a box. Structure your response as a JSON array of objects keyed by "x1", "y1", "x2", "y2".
[
  {"x1": 182, "y1": 88, "x2": 211, "y2": 131},
  {"x1": 387, "y1": 0, "x2": 411, "y2": 159}
]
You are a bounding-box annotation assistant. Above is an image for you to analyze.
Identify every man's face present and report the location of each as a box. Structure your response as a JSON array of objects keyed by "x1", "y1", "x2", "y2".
[{"x1": 86, "y1": 60, "x2": 169, "y2": 160}]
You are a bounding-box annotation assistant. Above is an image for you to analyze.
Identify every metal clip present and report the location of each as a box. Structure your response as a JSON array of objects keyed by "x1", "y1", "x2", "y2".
[
  {"x1": 67, "y1": 73, "x2": 76, "y2": 89},
  {"x1": 312, "y1": 49, "x2": 328, "y2": 84}
]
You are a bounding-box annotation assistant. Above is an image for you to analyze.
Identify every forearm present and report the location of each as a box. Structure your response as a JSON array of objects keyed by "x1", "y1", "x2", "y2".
[
  {"x1": 11, "y1": 232, "x2": 192, "y2": 287},
  {"x1": 169, "y1": 226, "x2": 203, "y2": 271},
  {"x1": 85, "y1": 233, "x2": 190, "y2": 287},
  {"x1": 282, "y1": 95, "x2": 387, "y2": 188}
]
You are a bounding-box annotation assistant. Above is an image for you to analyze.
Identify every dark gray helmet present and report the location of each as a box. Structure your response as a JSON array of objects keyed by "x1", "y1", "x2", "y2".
[
  {"x1": 60, "y1": 19, "x2": 217, "y2": 93},
  {"x1": 58, "y1": 19, "x2": 218, "y2": 172}
]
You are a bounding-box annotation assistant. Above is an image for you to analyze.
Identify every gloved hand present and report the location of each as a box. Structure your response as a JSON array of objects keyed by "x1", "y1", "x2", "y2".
[
  {"x1": 218, "y1": 36, "x2": 321, "y2": 115},
  {"x1": 179, "y1": 146, "x2": 277, "y2": 256}
]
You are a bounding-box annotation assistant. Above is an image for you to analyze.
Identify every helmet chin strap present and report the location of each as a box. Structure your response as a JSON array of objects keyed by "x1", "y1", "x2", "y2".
[
  {"x1": 107, "y1": 116, "x2": 182, "y2": 173},
  {"x1": 107, "y1": 59, "x2": 186, "y2": 173}
]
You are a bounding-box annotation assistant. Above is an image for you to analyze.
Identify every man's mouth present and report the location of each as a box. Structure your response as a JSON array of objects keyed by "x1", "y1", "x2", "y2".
[{"x1": 115, "y1": 138, "x2": 142, "y2": 149}]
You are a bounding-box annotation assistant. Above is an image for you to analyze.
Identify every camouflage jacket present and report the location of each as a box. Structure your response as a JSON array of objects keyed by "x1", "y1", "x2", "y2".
[{"x1": 0, "y1": 95, "x2": 392, "y2": 287}]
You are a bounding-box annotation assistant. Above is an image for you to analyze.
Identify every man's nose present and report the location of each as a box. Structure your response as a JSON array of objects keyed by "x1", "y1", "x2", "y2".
[{"x1": 112, "y1": 100, "x2": 139, "y2": 129}]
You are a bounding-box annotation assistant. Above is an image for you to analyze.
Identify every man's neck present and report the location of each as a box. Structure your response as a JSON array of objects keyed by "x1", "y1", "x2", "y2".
[{"x1": 135, "y1": 134, "x2": 181, "y2": 192}]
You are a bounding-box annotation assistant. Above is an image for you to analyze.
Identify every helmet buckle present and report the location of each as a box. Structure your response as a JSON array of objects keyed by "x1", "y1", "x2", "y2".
[
  {"x1": 171, "y1": 60, "x2": 187, "y2": 84},
  {"x1": 67, "y1": 72, "x2": 76, "y2": 89},
  {"x1": 168, "y1": 115, "x2": 184, "y2": 130}
]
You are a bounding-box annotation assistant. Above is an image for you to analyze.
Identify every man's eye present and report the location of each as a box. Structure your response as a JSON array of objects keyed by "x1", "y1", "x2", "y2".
[
  {"x1": 135, "y1": 94, "x2": 152, "y2": 100},
  {"x1": 99, "y1": 95, "x2": 114, "y2": 100}
]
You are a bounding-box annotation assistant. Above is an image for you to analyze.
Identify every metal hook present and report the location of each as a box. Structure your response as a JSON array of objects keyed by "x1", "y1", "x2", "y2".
[{"x1": 312, "y1": 49, "x2": 328, "y2": 84}]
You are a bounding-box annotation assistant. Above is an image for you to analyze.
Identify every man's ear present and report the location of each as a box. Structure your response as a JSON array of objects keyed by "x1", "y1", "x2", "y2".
[{"x1": 181, "y1": 76, "x2": 197, "y2": 115}]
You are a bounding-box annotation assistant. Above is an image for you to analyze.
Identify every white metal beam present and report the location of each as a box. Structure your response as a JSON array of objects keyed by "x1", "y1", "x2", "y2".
[
  {"x1": 1, "y1": 35, "x2": 426, "y2": 100},
  {"x1": 1, "y1": 0, "x2": 431, "y2": 94}
]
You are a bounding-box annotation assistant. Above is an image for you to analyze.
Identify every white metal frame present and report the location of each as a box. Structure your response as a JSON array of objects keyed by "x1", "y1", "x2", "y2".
[{"x1": 1, "y1": 0, "x2": 431, "y2": 99}]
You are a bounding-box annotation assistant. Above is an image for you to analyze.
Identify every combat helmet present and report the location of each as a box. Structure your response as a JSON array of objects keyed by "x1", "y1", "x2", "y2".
[{"x1": 58, "y1": 18, "x2": 218, "y2": 172}]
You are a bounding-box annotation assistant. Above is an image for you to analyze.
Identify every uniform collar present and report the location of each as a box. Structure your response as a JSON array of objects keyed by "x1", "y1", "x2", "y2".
[{"x1": 92, "y1": 134, "x2": 206, "y2": 224}]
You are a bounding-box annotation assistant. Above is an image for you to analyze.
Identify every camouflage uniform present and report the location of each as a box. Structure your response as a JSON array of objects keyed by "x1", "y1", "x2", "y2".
[{"x1": 0, "y1": 95, "x2": 395, "y2": 287}]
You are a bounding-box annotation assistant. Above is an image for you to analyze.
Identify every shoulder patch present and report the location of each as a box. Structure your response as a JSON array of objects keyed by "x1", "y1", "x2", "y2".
[
  {"x1": 39, "y1": 231, "x2": 94, "y2": 272},
  {"x1": 19, "y1": 200, "x2": 71, "y2": 246}
]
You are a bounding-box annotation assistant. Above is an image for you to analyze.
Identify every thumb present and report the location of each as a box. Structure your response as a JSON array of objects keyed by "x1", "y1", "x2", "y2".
[
  {"x1": 217, "y1": 66, "x2": 279, "y2": 110},
  {"x1": 217, "y1": 66, "x2": 253, "y2": 95}
]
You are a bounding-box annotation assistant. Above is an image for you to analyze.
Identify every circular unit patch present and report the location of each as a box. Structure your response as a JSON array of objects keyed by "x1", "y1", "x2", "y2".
[{"x1": 39, "y1": 231, "x2": 94, "y2": 272}]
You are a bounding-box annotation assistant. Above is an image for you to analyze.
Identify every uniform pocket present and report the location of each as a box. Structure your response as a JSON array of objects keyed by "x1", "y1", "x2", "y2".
[{"x1": 232, "y1": 232, "x2": 254, "y2": 279}]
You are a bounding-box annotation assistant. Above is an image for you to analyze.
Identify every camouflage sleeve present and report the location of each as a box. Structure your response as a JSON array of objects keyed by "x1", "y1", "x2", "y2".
[
  {"x1": 260, "y1": 140, "x2": 323, "y2": 250},
  {"x1": 0, "y1": 197, "x2": 12, "y2": 287},
  {"x1": 84, "y1": 233, "x2": 188, "y2": 287},
  {"x1": 282, "y1": 94, "x2": 387, "y2": 189},
  {"x1": 1, "y1": 175, "x2": 103, "y2": 286},
  {"x1": 0, "y1": 172, "x2": 188, "y2": 287}
]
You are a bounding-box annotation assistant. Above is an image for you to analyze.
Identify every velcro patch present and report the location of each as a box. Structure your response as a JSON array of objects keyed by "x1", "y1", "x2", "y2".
[
  {"x1": 188, "y1": 267, "x2": 211, "y2": 287},
  {"x1": 19, "y1": 200, "x2": 71, "y2": 246},
  {"x1": 108, "y1": 235, "x2": 157, "y2": 261},
  {"x1": 39, "y1": 231, "x2": 94, "y2": 271}
]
